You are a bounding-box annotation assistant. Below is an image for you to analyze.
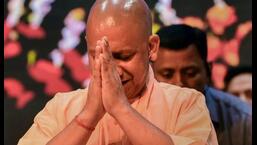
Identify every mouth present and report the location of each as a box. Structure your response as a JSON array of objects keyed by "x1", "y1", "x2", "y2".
[{"x1": 122, "y1": 80, "x2": 129, "y2": 85}]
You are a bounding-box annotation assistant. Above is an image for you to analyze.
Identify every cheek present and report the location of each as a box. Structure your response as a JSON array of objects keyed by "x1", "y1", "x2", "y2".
[
  {"x1": 131, "y1": 66, "x2": 148, "y2": 83},
  {"x1": 128, "y1": 65, "x2": 148, "y2": 91},
  {"x1": 186, "y1": 78, "x2": 205, "y2": 91},
  {"x1": 120, "y1": 54, "x2": 149, "y2": 87},
  {"x1": 196, "y1": 75, "x2": 207, "y2": 86},
  {"x1": 156, "y1": 75, "x2": 170, "y2": 83},
  {"x1": 124, "y1": 56, "x2": 149, "y2": 76},
  {"x1": 186, "y1": 80, "x2": 198, "y2": 87}
]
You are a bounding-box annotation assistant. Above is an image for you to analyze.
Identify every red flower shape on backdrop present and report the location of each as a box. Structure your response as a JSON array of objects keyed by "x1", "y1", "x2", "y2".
[
  {"x1": 4, "y1": 21, "x2": 12, "y2": 43},
  {"x1": 182, "y1": 16, "x2": 206, "y2": 30},
  {"x1": 4, "y1": 78, "x2": 35, "y2": 109},
  {"x1": 235, "y1": 21, "x2": 252, "y2": 40},
  {"x1": 211, "y1": 63, "x2": 228, "y2": 89},
  {"x1": 222, "y1": 39, "x2": 240, "y2": 66},
  {"x1": 63, "y1": 50, "x2": 91, "y2": 84},
  {"x1": 4, "y1": 41, "x2": 22, "y2": 59},
  {"x1": 207, "y1": 34, "x2": 223, "y2": 62},
  {"x1": 206, "y1": 5, "x2": 237, "y2": 35},
  {"x1": 17, "y1": 22, "x2": 46, "y2": 39},
  {"x1": 28, "y1": 59, "x2": 72, "y2": 96}
]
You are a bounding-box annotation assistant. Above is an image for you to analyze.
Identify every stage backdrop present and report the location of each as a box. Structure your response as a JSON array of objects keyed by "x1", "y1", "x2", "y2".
[{"x1": 4, "y1": 0, "x2": 251, "y2": 145}]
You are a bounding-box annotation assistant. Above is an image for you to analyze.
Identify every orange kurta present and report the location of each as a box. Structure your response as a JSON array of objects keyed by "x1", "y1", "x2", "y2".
[{"x1": 18, "y1": 68, "x2": 218, "y2": 145}]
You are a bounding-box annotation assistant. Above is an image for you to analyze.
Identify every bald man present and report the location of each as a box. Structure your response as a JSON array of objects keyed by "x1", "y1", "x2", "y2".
[{"x1": 18, "y1": 1, "x2": 218, "y2": 145}]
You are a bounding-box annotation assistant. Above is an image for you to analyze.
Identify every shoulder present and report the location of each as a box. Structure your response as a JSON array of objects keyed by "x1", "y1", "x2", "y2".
[
  {"x1": 53, "y1": 88, "x2": 88, "y2": 103},
  {"x1": 205, "y1": 86, "x2": 251, "y2": 116},
  {"x1": 157, "y1": 82, "x2": 206, "y2": 111},
  {"x1": 44, "y1": 88, "x2": 88, "y2": 115},
  {"x1": 158, "y1": 82, "x2": 204, "y2": 100}
]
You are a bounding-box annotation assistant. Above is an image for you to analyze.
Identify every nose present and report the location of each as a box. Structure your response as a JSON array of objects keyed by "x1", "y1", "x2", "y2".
[{"x1": 172, "y1": 74, "x2": 183, "y2": 87}]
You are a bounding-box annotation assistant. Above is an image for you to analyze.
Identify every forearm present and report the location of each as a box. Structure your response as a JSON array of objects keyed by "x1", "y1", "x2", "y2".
[
  {"x1": 46, "y1": 111, "x2": 99, "y2": 145},
  {"x1": 112, "y1": 103, "x2": 174, "y2": 145}
]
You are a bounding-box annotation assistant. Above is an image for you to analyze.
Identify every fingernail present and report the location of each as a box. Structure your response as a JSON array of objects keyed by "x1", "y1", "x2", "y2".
[
  {"x1": 103, "y1": 36, "x2": 107, "y2": 41},
  {"x1": 103, "y1": 37, "x2": 108, "y2": 46}
]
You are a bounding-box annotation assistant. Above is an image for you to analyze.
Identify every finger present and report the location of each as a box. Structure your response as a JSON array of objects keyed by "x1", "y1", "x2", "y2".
[
  {"x1": 93, "y1": 39, "x2": 102, "y2": 71},
  {"x1": 94, "y1": 45, "x2": 101, "y2": 87},
  {"x1": 95, "y1": 43, "x2": 101, "y2": 60},
  {"x1": 102, "y1": 36, "x2": 108, "y2": 47},
  {"x1": 100, "y1": 52, "x2": 119, "y2": 80},
  {"x1": 90, "y1": 40, "x2": 101, "y2": 73},
  {"x1": 100, "y1": 54, "x2": 123, "y2": 93},
  {"x1": 101, "y1": 37, "x2": 112, "y2": 62},
  {"x1": 100, "y1": 52, "x2": 109, "y2": 81}
]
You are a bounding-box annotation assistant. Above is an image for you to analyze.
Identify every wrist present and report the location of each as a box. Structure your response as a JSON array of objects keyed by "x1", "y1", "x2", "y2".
[
  {"x1": 109, "y1": 100, "x2": 132, "y2": 118},
  {"x1": 74, "y1": 115, "x2": 95, "y2": 132},
  {"x1": 77, "y1": 109, "x2": 102, "y2": 127}
]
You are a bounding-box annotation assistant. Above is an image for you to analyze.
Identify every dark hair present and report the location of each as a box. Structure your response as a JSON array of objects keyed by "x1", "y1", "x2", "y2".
[
  {"x1": 224, "y1": 66, "x2": 252, "y2": 90},
  {"x1": 156, "y1": 24, "x2": 210, "y2": 77}
]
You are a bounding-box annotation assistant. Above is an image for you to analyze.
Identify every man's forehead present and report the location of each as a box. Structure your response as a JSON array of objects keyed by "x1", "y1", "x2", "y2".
[
  {"x1": 160, "y1": 47, "x2": 201, "y2": 61},
  {"x1": 231, "y1": 73, "x2": 252, "y2": 84},
  {"x1": 157, "y1": 49, "x2": 205, "y2": 69},
  {"x1": 159, "y1": 62, "x2": 200, "y2": 70},
  {"x1": 87, "y1": 24, "x2": 128, "y2": 41},
  {"x1": 86, "y1": 25, "x2": 145, "y2": 52}
]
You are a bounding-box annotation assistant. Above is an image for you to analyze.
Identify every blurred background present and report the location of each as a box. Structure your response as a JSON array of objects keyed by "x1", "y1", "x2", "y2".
[{"x1": 4, "y1": 0, "x2": 252, "y2": 145}]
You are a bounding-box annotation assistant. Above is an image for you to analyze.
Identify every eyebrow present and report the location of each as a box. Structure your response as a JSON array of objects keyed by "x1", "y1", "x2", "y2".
[{"x1": 182, "y1": 66, "x2": 198, "y2": 70}]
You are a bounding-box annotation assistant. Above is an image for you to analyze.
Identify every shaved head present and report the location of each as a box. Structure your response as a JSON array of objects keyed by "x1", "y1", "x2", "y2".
[{"x1": 86, "y1": 0, "x2": 152, "y2": 41}]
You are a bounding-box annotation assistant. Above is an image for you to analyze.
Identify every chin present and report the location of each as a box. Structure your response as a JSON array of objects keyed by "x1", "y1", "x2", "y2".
[
  {"x1": 124, "y1": 90, "x2": 134, "y2": 99},
  {"x1": 124, "y1": 88, "x2": 138, "y2": 100}
]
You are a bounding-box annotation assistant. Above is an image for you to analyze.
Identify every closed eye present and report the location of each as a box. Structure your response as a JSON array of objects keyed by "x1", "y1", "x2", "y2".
[
  {"x1": 113, "y1": 53, "x2": 135, "y2": 61},
  {"x1": 159, "y1": 69, "x2": 174, "y2": 79},
  {"x1": 182, "y1": 67, "x2": 199, "y2": 78}
]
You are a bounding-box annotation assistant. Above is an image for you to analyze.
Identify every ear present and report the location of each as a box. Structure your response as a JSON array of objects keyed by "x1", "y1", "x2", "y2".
[{"x1": 148, "y1": 34, "x2": 160, "y2": 62}]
